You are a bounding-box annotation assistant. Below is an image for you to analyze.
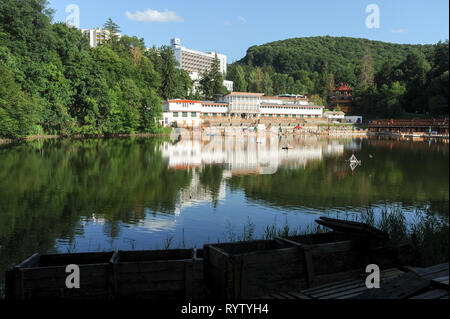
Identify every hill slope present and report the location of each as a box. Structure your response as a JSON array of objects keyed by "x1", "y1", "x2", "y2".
[{"x1": 237, "y1": 36, "x2": 435, "y2": 74}]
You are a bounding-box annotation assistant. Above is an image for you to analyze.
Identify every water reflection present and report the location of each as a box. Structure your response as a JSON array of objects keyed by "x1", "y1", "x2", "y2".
[
  {"x1": 0, "y1": 136, "x2": 448, "y2": 286},
  {"x1": 161, "y1": 135, "x2": 347, "y2": 176}
]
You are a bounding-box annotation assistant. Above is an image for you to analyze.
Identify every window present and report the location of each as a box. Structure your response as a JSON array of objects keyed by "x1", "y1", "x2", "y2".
[
  {"x1": 284, "y1": 114, "x2": 289, "y2": 118},
  {"x1": 182, "y1": 112, "x2": 188, "y2": 117},
  {"x1": 277, "y1": 114, "x2": 281, "y2": 118},
  {"x1": 191, "y1": 112, "x2": 197, "y2": 117},
  {"x1": 173, "y1": 112, "x2": 178, "y2": 117},
  {"x1": 212, "y1": 113, "x2": 217, "y2": 117},
  {"x1": 292, "y1": 115, "x2": 296, "y2": 118},
  {"x1": 269, "y1": 114, "x2": 273, "y2": 118},
  {"x1": 222, "y1": 113, "x2": 226, "y2": 117}
]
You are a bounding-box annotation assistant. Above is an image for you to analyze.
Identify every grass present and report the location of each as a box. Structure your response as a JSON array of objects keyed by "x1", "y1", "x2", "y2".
[{"x1": 174, "y1": 206, "x2": 447, "y2": 267}]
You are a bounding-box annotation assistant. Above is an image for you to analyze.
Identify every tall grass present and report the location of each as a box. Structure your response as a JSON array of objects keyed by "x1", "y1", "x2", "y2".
[{"x1": 201, "y1": 207, "x2": 448, "y2": 267}]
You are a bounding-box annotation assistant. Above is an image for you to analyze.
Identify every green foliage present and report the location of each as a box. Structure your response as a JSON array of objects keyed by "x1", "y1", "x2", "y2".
[
  {"x1": 230, "y1": 36, "x2": 447, "y2": 118},
  {"x1": 0, "y1": 0, "x2": 187, "y2": 138},
  {"x1": 199, "y1": 54, "x2": 228, "y2": 100}
]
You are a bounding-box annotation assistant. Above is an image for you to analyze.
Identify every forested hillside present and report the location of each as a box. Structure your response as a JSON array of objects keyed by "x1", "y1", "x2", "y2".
[
  {"x1": 239, "y1": 36, "x2": 434, "y2": 75},
  {"x1": 228, "y1": 36, "x2": 448, "y2": 118}
]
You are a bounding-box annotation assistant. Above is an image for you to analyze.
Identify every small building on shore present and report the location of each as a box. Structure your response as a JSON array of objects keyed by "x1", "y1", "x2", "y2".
[{"x1": 324, "y1": 110, "x2": 345, "y2": 122}]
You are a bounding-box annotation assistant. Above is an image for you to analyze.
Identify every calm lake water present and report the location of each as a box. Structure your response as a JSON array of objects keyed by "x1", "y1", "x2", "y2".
[{"x1": 0, "y1": 135, "x2": 448, "y2": 282}]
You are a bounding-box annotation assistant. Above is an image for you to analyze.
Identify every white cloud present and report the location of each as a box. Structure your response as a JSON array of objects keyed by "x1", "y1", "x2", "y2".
[
  {"x1": 126, "y1": 9, "x2": 183, "y2": 23},
  {"x1": 223, "y1": 20, "x2": 232, "y2": 26},
  {"x1": 392, "y1": 29, "x2": 407, "y2": 34},
  {"x1": 238, "y1": 16, "x2": 246, "y2": 23}
]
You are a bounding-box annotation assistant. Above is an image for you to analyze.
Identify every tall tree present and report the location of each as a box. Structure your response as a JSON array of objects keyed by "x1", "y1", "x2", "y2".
[
  {"x1": 159, "y1": 46, "x2": 177, "y2": 100},
  {"x1": 103, "y1": 18, "x2": 121, "y2": 48},
  {"x1": 233, "y1": 65, "x2": 247, "y2": 92},
  {"x1": 210, "y1": 54, "x2": 228, "y2": 99},
  {"x1": 262, "y1": 72, "x2": 273, "y2": 96},
  {"x1": 358, "y1": 46, "x2": 375, "y2": 88}
]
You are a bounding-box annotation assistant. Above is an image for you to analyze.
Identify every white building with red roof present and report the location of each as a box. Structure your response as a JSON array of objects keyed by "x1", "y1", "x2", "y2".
[{"x1": 161, "y1": 93, "x2": 325, "y2": 127}]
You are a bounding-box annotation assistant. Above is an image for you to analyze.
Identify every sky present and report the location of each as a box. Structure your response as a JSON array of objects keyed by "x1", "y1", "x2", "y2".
[{"x1": 48, "y1": 0, "x2": 449, "y2": 63}]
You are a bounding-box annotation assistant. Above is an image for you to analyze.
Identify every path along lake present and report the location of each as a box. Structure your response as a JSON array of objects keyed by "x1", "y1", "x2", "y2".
[{"x1": 0, "y1": 135, "x2": 448, "y2": 282}]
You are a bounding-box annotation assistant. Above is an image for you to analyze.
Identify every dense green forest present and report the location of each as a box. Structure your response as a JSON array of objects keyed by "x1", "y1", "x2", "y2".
[
  {"x1": 0, "y1": 0, "x2": 199, "y2": 139},
  {"x1": 227, "y1": 36, "x2": 449, "y2": 117}
]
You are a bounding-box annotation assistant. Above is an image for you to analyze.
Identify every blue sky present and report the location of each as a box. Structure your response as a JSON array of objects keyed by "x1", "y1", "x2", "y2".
[{"x1": 48, "y1": 0, "x2": 449, "y2": 63}]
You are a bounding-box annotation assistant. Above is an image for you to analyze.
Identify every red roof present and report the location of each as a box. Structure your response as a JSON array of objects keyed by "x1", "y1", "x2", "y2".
[
  {"x1": 335, "y1": 83, "x2": 352, "y2": 91},
  {"x1": 168, "y1": 100, "x2": 202, "y2": 104}
]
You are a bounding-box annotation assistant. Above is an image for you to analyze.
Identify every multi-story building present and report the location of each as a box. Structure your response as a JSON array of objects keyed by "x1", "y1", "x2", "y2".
[
  {"x1": 328, "y1": 83, "x2": 355, "y2": 113},
  {"x1": 81, "y1": 28, "x2": 121, "y2": 48},
  {"x1": 171, "y1": 38, "x2": 227, "y2": 74},
  {"x1": 170, "y1": 38, "x2": 232, "y2": 92},
  {"x1": 161, "y1": 92, "x2": 324, "y2": 127}
]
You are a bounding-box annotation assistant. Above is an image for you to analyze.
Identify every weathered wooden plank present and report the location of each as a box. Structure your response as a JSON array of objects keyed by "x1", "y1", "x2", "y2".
[
  {"x1": 410, "y1": 289, "x2": 449, "y2": 299},
  {"x1": 310, "y1": 282, "x2": 365, "y2": 298},
  {"x1": 16, "y1": 253, "x2": 40, "y2": 268},
  {"x1": 277, "y1": 292, "x2": 296, "y2": 299},
  {"x1": 302, "y1": 276, "x2": 361, "y2": 294},
  {"x1": 282, "y1": 232, "x2": 353, "y2": 245},
  {"x1": 315, "y1": 217, "x2": 389, "y2": 240},
  {"x1": 287, "y1": 291, "x2": 312, "y2": 299},
  {"x1": 431, "y1": 276, "x2": 449, "y2": 289},
  {"x1": 38, "y1": 252, "x2": 114, "y2": 266},
  {"x1": 117, "y1": 260, "x2": 186, "y2": 274},
  {"x1": 270, "y1": 293, "x2": 287, "y2": 299},
  {"x1": 311, "y1": 269, "x2": 363, "y2": 288},
  {"x1": 303, "y1": 245, "x2": 315, "y2": 288},
  {"x1": 319, "y1": 286, "x2": 369, "y2": 299},
  {"x1": 118, "y1": 249, "x2": 193, "y2": 262},
  {"x1": 414, "y1": 263, "x2": 449, "y2": 278},
  {"x1": 355, "y1": 271, "x2": 431, "y2": 299}
]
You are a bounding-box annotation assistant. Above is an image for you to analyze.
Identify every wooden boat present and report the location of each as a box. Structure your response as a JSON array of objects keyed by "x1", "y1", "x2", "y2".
[
  {"x1": 5, "y1": 248, "x2": 205, "y2": 300},
  {"x1": 5, "y1": 219, "x2": 413, "y2": 300}
]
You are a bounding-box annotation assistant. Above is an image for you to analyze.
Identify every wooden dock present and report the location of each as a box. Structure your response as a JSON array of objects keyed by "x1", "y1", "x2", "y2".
[{"x1": 257, "y1": 263, "x2": 449, "y2": 299}]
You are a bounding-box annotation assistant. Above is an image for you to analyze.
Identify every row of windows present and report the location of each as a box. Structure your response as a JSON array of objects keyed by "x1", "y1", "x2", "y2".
[
  {"x1": 171, "y1": 112, "x2": 319, "y2": 118},
  {"x1": 261, "y1": 106, "x2": 320, "y2": 110},
  {"x1": 173, "y1": 112, "x2": 197, "y2": 118},
  {"x1": 203, "y1": 113, "x2": 227, "y2": 117},
  {"x1": 260, "y1": 114, "x2": 319, "y2": 118}
]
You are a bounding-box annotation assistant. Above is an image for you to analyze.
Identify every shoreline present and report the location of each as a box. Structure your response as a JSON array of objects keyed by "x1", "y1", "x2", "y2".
[
  {"x1": 2, "y1": 130, "x2": 449, "y2": 145},
  {"x1": 0, "y1": 133, "x2": 173, "y2": 145}
]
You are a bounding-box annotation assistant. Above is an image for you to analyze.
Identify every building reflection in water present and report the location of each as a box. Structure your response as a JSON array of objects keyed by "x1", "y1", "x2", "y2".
[{"x1": 160, "y1": 135, "x2": 351, "y2": 214}]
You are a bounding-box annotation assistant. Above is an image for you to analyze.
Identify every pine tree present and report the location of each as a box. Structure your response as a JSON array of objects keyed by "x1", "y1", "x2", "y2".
[
  {"x1": 233, "y1": 65, "x2": 247, "y2": 92},
  {"x1": 103, "y1": 18, "x2": 121, "y2": 47},
  {"x1": 159, "y1": 46, "x2": 177, "y2": 100},
  {"x1": 210, "y1": 54, "x2": 227, "y2": 99}
]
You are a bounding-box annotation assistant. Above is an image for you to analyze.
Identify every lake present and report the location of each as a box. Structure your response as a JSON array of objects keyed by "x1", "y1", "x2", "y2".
[{"x1": 0, "y1": 135, "x2": 448, "y2": 282}]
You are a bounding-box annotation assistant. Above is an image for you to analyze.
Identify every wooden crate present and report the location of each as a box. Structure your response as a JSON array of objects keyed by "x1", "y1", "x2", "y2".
[
  {"x1": 277, "y1": 232, "x2": 413, "y2": 288},
  {"x1": 114, "y1": 248, "x2": 205, "y2": 299},
  {"x1": 5, "y1": 251, "x2": 116, "y2": 299},
  {"x1": 203, "y1": 239, "x2": 307, "y2": 299}
]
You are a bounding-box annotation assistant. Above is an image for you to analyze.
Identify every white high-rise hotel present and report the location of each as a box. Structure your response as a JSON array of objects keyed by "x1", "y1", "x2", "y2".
[{"x1": 170, "y1": 38, "x2": 233, "y2": 92}]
